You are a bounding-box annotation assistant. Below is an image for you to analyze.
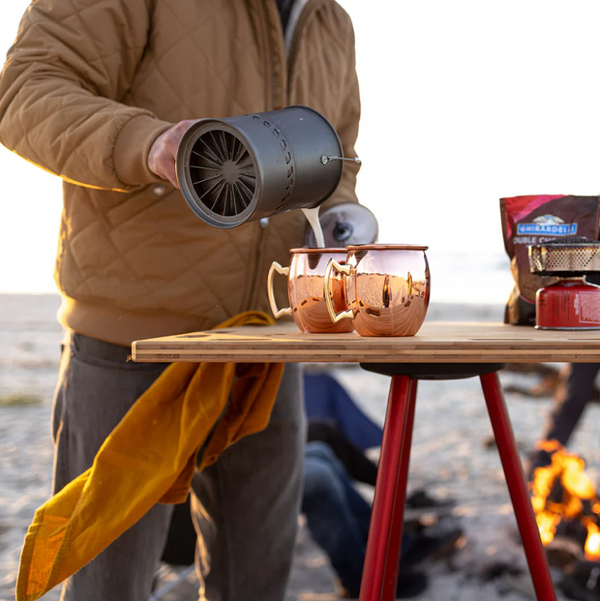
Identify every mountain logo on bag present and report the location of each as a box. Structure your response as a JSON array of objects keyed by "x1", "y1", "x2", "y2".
[{"x1": 517, "y1": 214, "x2": 578, "y2": 236}]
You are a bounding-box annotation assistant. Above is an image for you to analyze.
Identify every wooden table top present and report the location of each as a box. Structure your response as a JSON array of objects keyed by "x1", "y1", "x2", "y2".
[{"x1": 132, "y1": 321, "x2": 600, "y2": 364}]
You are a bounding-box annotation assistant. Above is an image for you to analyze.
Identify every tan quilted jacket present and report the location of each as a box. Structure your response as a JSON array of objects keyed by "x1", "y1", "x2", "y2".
[{"x1": 0, "y1": 0, "x2": 360, "y2": 345}]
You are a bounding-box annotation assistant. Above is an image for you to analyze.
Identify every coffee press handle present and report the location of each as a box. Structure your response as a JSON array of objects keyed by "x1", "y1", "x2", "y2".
[
  {"x1": 324, "y1": 259, "x2": 354, "y2": 323},
  {"x1": 267, "y1": 262, "x2": 292, "y2": 319},
  {"x1": 321, "y1": 155, "x2": 361, "y2": 165}
]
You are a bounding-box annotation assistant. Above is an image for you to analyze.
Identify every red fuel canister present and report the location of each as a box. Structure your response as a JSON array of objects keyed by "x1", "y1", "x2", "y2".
[{"x1": 536, "y1": 279, "x2": 600, "y2": 330}]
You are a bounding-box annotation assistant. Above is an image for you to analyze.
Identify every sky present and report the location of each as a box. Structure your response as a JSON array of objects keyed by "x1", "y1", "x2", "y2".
[{"x1": 1, "y1": 1, "x2": 600, "y2": 299}]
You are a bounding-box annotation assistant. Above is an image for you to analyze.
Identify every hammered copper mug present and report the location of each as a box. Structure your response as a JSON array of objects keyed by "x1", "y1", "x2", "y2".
[
  {"x1": 268, "y1": 248, "x2": 355, "y2": 333},
  {"x1": 324, "y1": 244, "x2": 430, "y2": 337}
]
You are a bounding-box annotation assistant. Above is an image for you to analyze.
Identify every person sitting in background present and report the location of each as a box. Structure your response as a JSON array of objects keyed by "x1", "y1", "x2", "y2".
[
  {"x1": 541, "y1": 364, "x2": 599, "y2": 449},
  {"x1": 303, "y1": 373, "x2": 461, "y2": 599},
  {"x1": 527, "y1": 363, "x2": 600, "y2": 478}
]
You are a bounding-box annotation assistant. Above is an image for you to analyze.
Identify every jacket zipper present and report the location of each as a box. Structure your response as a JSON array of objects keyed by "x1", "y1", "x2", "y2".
[
  {"x1": 287, "y1": 0, "x2": 322, "y2": 86},
  {"x1": 244, "y1": 0, "x2": 320, "y2": 311},
  {"x1": 242, "y1": 0, "x2": 278, "y2": 312}
]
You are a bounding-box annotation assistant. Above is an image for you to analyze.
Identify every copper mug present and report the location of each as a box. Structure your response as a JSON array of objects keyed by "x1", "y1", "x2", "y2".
[
  {"x1": 324, "y1": 244, "x2": 430, "y2": 337},
  {"x1": 268, "y1": 248, "x2": 354, "y2": 333}
]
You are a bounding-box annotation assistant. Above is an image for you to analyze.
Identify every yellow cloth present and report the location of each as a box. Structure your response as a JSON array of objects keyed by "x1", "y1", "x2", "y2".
[{"x1": 16, "y1": 312, "x2": 283, "y2": 601}]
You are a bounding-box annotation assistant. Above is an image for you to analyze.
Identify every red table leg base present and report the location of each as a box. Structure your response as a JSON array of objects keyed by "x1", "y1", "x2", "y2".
[
  {"x1": 358, "y1": 364, "x2": 557, "y2": 601},
  {"x1": 480, "y1": 372, "x2": 557, "y2": 601}
]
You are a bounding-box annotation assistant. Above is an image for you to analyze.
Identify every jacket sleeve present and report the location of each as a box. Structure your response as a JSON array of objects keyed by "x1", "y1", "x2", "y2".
[
  {"x1": 325, "y1": 15, "x2": 361, "y2": 208},
  {"x1": 0, "y1": 0, "x2": 173, "y2": 192}
]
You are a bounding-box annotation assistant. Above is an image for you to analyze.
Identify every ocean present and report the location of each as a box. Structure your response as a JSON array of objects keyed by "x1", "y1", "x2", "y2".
[{"x1": 424, "y1": 250, "x2": 513, "y2": 306}]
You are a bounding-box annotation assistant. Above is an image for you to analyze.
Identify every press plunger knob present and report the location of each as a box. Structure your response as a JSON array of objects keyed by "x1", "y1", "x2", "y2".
[{"x1": 333, "y1": 222, "x2": 353, "y2": 242}]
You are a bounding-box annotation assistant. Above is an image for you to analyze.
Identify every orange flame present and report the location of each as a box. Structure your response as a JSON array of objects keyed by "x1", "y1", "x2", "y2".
[
  {"x1": 535, "y1": 510, "x2": 560, "y2": 545},
  {"x1": 530, "y1": 440, "x2": 600, "y2": 561},
  {"x1": 585, "y1": 522, "x2": 600, "y2": 561},
  {"x1": 537, "y1": 439, "x2": 562, "y2": 454}
]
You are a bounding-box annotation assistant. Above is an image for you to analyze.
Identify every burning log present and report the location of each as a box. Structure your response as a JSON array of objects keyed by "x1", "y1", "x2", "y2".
[
  {"x1": 503, "y1": 363, "x2": 563, "y2": 398},
  {"x1": 545, "y1": 535, "x2": 584, "y2": 569},
  {"x1": 555, "y1": 520, "x2": 590, "y2": 550}
]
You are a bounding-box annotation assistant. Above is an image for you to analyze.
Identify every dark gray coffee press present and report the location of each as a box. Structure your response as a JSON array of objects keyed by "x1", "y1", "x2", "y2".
[{"x1": 176, "y1": 106, "x2": 359, "y2": 228}]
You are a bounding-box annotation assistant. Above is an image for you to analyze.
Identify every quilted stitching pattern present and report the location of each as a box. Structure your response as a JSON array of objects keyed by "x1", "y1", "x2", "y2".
[{"x1": 0, "y1": 0, "x2": 359, "y2": 342}]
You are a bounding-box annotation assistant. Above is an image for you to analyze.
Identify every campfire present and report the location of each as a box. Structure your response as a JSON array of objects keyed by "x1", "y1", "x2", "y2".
[{"x1": 530, "y1": 440, "x2": 600, "y2": 563}]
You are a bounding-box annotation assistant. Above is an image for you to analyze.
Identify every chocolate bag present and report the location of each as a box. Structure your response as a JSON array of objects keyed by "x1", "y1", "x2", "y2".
[{"x1": 500, "y1": 195, "x2": 600, "y2": 326}]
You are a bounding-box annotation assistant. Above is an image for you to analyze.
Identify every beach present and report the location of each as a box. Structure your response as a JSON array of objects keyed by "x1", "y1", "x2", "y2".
[{"x1": 1, "y1": 293, "x2": 598, "y2": 601}]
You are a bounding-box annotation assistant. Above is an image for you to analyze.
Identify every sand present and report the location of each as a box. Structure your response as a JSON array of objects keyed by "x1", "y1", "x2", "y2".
[{"x1": 1, "y1": 293, "x2": 598, "y2": 601}]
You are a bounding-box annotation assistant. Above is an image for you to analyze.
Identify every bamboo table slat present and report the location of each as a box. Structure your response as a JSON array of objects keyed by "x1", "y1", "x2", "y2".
[{"x1": 132, "y1": 321, "x2": 600, "y2": 364}]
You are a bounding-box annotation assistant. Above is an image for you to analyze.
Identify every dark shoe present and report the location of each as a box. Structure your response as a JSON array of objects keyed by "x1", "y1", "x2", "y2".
[
  {"x1": 401, "y1": 527, "x2": 464, "y2": 568},
  {"x1": 404, "y1": 489, "x2": 455, "y2": 520},
  {"x1": 406, "y1": 489, "x2": 455, "y2": 511},
  {"x1": 341, "y1": 570, "x2": 428, "y2": 599},
  {"x1": 396, "y1": 568, "x2": 428, "y2": 598}
]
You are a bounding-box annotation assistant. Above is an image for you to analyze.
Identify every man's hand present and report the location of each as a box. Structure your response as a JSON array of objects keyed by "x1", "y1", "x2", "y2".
[{"x1": 148, "y1": 119, "x2": 197, "y2": 188}]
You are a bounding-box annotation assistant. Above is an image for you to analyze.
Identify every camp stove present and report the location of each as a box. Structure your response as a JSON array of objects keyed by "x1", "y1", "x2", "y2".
[{"x1": 528, "y1": 236, "x2": 600, "y2": 329}]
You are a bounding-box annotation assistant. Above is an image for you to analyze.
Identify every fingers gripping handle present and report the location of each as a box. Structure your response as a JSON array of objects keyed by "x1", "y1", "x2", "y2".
[
  {"x1": 267, "y1": 262, "x2": 292, "y2": 319},
  {"x1": 324, "y1": 259, "x2": 354, "y2": 323}
]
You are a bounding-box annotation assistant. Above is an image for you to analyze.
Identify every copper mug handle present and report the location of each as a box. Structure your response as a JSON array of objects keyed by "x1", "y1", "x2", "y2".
[
  {"x1": 267, "y1": 262, "x2": 292, "y2": 319},
  {"x1": 324, "y1": 259, "x2": 354, "y2": 323}
]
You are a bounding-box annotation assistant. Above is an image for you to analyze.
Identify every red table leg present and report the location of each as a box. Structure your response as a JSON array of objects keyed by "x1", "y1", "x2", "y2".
[
  {"x1": 480, "y1": 372, "x2": 557, "y2": 601},
  {"x1": 381, "y1": 380, "x2": 418, "y2": 600},
  {"x1": 360, "y1": 375, "x2": 414, "y2": 601}
]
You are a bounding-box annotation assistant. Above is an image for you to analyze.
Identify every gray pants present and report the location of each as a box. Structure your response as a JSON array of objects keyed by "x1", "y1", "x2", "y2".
[{"x1": 52, "y1": 331, "x2": 305, "y2": 601}]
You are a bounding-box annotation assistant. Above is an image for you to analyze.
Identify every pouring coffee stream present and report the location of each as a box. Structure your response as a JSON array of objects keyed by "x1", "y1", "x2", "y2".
[{"x1": 302, "y1": 207, "x2": 325, "y2": 249}]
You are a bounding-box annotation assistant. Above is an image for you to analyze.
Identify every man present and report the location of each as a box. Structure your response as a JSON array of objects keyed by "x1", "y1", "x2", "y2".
[{"x1": 0, "y1": 1, "x2": 360, "y2": 600}]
